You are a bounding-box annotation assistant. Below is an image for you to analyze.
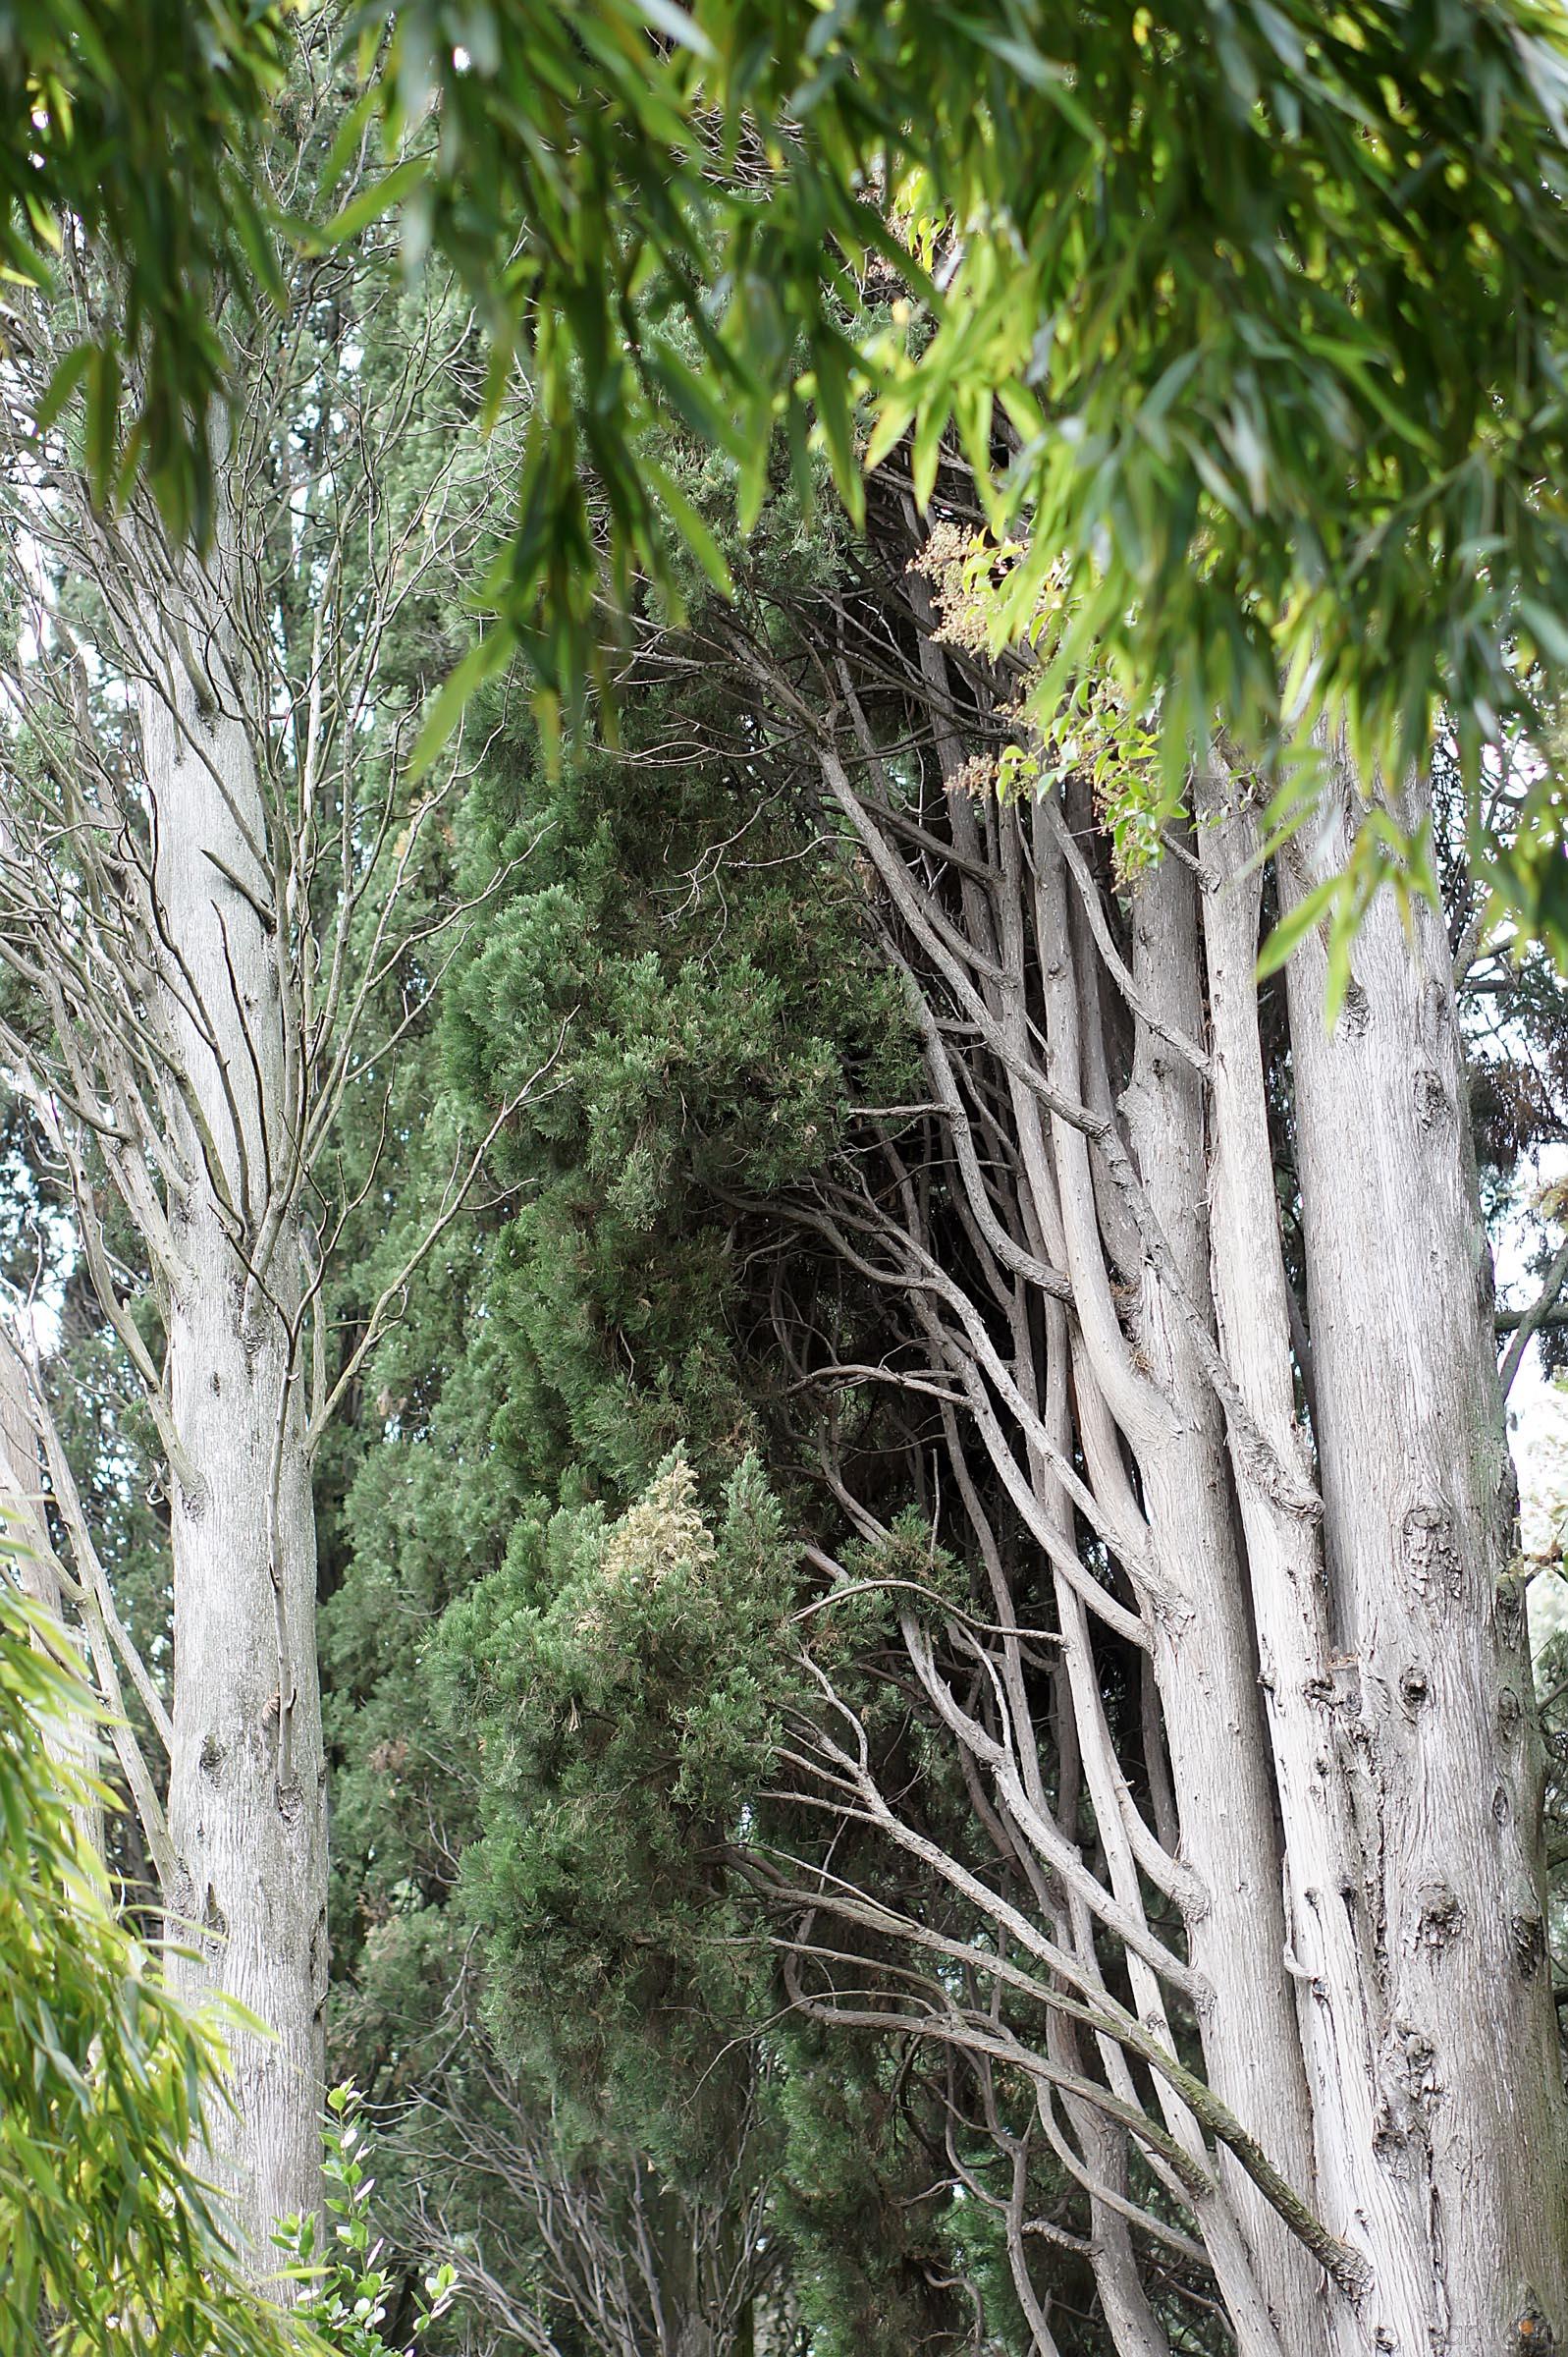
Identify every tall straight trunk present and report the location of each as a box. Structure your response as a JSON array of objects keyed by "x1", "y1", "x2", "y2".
[
  {"x1": 138, "y1": 525, "x2": 327, "y2": 2261},
  {"x1": 0, "y1": 206, "x2": 486, "y2": 2272},
  {"x1": 1282, "y1": 769, "x2": 1568, "y2": 2347},
  {"x1": 1196, "y1": 778, "x2": 1400, "y2": 2356},
  {"x1": 1116, "y1": 840, "x2": 1325, "y2": 2351}
]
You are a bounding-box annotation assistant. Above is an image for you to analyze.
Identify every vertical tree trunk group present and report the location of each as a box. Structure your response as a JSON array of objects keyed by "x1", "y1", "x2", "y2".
[{"x1": 737, "y1": 576, "x2": 1568, "y2": 2348}]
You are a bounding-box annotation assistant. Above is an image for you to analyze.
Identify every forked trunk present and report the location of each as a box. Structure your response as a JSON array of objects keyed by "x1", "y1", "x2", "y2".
[{"x1": 1116, "y1": 838, "x2": 1325, "y2": 2351}]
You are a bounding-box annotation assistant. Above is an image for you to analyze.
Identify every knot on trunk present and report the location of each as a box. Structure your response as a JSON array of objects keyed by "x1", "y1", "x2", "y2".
[
  {"x1": 1496, "y1": 1576, "x2": 1528, "y2": 1649},
  {"x1": 1516, "y1": 2297, "x2": 1558, "y2": 2350},
  {"x1": 202, "y1": 1882, "x2": 228, "y2": 1952},
  {"x1": 1412, "y1": 1879, "x2": 1465, "y2": 1954},
  {"x1": 1333, "y1": 978, "x2": 1372, "y2": 1039},
  {"x1": 1403, "y1": 1502, "x2": 1462, "y2": 1606},
  {"x1": 1414, "y1": 1063, "x2": 1450, "y2": 1128},
  {"x1": 1374, "y1": 2017, "x2": 1440, "y2": 2154},
  {"x1": 1513, "y1": 1912, "x2": 1546, "y2": 1981},
  {"x1": 1398, "y1": 1664, "x2": 1431, "y2": 1713}
]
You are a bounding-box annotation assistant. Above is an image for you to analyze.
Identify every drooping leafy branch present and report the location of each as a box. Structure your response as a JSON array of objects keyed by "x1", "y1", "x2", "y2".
[
  {"x1": 2, "y1": 0, "x2": 288, "y2": 541},
  {"x1": 18, "y1": 4, "x2": 1568, "y2": 947},
  {"x1": 0, "y1": 1568, "x2": 308, "y2": 2356},
  {"x1": 331, "y1": 0, "x2": 1568, "y2": 948}
]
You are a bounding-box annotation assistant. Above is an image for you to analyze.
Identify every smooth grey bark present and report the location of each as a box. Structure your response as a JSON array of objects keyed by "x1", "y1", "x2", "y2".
[
  {"x1": 0, "y1": 292, "x2": 513, "y2": 2271},
  {"x1": 0, "y1": 138, "x2": 526, "y2": 2271},
  {"x1": 1117, "y1": 837, "x2": 1325, "y2": 2350},
  {"x1": 139, "y1": 529, "x2": 327, "y2": 2258},
  {"x1": 1196, "y1": 777, "x2": 1389, "y2": 2357},
  {"x1": 0, "y1": 1344, "x2": 102, "y2": 1855}
]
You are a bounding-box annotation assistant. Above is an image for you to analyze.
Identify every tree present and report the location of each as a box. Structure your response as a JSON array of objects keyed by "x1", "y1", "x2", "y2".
[
  {"x1": 416, "y1": 464, "x2": 1568, "y2": 2350},
  {"x1": 0, "y1": 42, "x2": 542, "y2": 2262},
  {"x1": 320, "y1": 579, "x2": 977, "y2": 2357},
  {"x1": 11, "y1": 8, "x2": 1568, "y2": 2342}
]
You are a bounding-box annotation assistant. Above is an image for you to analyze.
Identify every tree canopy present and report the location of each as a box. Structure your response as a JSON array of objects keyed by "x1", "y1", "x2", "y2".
[
  {"x1": 5, "y1": 0, "x2": 287, "y2": 540},
  {"x1": 14, "y1": 0, "x2": 1568, "y2": 947}
]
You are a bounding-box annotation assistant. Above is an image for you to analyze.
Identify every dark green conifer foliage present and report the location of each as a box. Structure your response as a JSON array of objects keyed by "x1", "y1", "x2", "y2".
[{"x1": 321, "y1": 522, "x2": 1078, "y2": 2347}]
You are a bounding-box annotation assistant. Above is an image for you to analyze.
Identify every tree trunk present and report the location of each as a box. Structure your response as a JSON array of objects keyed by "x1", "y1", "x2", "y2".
[
  {"x1": 0, "y1": 1346, "x2": 102, "y2": 1857},
  {"x1": 1196, "y1": 776, "x2": 1389, "y2": 2355},
  {"x1": 1283, "y1": 766, "x2": 1568, "y2": 2348},
  {"x1": 1116, "y1": 835, "x2": 1325, "y2": 2350},
  {"x1": 139, "y1": 524, "x2": 327, "y2": 2262}
]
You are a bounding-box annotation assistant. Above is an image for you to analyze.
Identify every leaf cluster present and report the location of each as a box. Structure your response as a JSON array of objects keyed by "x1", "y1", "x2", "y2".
[
  {"x1": 6, "y1": 0, "x2": 287, "y2": 539},
  {"x1": 0, "y1": 1570, "x2": 304, "y2": 2357},
  {"x1": 323, "y1": 0, "x2": 1568, "y2": 950},
  {"x1": 431, "y1": 1457, "x2": 797, "y2": 2133},
  {"x1": 278, "y1": 2088, "x2": 456, "y2": 2357},
  {"x1": 34, "y1": 2, "x2": 1568, "y2": 959}
]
